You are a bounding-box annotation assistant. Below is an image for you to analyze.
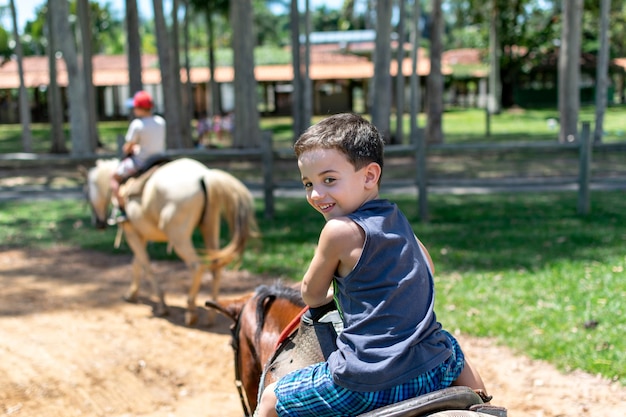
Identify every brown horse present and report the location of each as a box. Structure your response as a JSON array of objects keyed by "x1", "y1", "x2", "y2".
[
  {"x1": 84, "y1": 157, "x2": 259, "y2": 326},
  {"x1": 207, "y1": 282, "x2": 505, "y2": 417},
  {"x1": 205, "y1": 282, "x2": 304, "y2": 414}
]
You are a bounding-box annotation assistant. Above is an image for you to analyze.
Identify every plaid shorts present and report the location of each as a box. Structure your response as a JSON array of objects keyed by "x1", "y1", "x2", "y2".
[{"x1": 274, "y1": 330, "x2": 465, "y2": 417}]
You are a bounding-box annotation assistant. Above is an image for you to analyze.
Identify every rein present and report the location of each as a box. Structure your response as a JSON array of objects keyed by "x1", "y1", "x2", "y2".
[{"x1": 230, "y1": 298, "x2": 253, "y2": 417}]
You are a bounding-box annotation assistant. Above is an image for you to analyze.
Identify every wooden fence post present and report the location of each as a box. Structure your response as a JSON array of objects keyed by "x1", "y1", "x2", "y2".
[
  {"x1": 261, "y1": 130, "x2": 275, "y2": 219},
  {"x1": 577, "y1": 121, "x2": 591, "y2": 215},
  {"x1": 415, "y1": 127, "x2": 428, "y2": 222}
]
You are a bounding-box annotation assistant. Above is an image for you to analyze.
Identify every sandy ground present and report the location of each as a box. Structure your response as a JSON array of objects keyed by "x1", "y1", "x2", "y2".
[{"x1": 1, "y1": 246, "x2": 625, "y2": 417}]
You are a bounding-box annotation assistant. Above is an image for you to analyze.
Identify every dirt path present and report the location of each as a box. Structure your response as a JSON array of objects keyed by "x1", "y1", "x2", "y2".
[{"x1": 1, "y1": 246, "x2": 625, "y2": 417}]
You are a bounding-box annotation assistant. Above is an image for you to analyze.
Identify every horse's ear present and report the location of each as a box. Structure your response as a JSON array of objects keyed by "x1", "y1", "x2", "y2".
[
  {"x1": 77, "y1": 165, "x2": 89, "y2": 179},
  {"x1": 205, "y1": 294, "x2": 252, "y2": 322},
  {"x1": 205, "y1": 299, "x2": 238, "y2": 322}
]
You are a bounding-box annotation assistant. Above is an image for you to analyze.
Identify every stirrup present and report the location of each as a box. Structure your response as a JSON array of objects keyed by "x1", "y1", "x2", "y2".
[{"x1": 107, "y1": 207, "x2": 128, "y2": 225}]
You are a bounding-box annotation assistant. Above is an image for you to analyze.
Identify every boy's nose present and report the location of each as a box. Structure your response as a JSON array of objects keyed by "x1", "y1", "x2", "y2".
[{"x1": 310, "y1": 187, "x2": 324, "y2": 199}]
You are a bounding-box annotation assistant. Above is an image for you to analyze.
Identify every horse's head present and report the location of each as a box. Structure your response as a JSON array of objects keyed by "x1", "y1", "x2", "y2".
[
  {"x1": 80, "y1": 159, "x2": 118, "y2": 229},
  {"x1": 206, "y1": 283, "x2": 304, "y2": 414}
]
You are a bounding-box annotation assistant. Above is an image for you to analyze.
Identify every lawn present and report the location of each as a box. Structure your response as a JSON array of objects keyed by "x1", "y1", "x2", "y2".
[
  {"x1": 1, "y1": 190, "x2": 624, "y2": 385},
  {"x1": 1, "y1": 106, "x2": 625, "y2": 153}
]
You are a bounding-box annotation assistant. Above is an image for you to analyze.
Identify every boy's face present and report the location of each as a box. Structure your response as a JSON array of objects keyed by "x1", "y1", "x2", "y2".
[{"x1": 298, "y1": 148, "x2": 379, "y2": 221}]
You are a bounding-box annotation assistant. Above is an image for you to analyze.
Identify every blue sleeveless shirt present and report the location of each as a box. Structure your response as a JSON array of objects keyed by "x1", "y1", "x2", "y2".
[{"x1": 327, "y1": 199, "x2": 453, "y2": 392}]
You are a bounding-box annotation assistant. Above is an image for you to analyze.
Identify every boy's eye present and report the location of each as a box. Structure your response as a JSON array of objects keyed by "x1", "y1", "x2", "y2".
[
  {"x1": 324, "y1": 177, "x2": 335, "y2": 184},
  {"x1": 303, "y1": 181, "x2": 313, "y2": 189}
]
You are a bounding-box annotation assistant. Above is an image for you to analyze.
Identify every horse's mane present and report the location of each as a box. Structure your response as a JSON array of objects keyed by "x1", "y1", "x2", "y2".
[{"x1": 253, "y1": 282, "x2": 305, "y2": 343}]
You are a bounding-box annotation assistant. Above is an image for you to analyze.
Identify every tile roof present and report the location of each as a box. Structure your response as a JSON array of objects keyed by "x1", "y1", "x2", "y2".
[{"x1": 0, "y1": 48, "x2": 449, "y2": 89}]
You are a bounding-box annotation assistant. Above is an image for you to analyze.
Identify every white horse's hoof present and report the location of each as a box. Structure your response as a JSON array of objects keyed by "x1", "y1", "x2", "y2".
[
  {"x1": 123, "y1": 293, "x2": 138, "y2": 303},
  {"x1": 155, "y1": 305, "x2": 169, "y2": 317},
  {"x1": 185, "y1": 311, "x2": 199, "y2": 326},
  {"x1": 206, "y1": 308, "x2": 217, "y2": 327}
]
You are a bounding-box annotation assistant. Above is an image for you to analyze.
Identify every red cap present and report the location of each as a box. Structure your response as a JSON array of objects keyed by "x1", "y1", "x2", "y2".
[{"x1": 132, "y1": 91, "x2": 153, "y2": 109}]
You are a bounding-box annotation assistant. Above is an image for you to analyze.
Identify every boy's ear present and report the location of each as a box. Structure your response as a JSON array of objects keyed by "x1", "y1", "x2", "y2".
[{"x1": 364, "y1": 162, "x2": 382, "y2": 188}]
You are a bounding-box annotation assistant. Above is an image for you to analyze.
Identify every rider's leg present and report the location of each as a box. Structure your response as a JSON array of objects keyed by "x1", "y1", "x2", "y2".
[
  {"x1": 257, "y1": 382, "x2": 279, "y2": 417},
  {"x1": 453, "y1": 356, "x2": 491, "y2": 402},
  {"x1": 112, "y1": 157, "x2": 137, "y2": 212},
  {"x1": 110, "y1": 175, "x2": 124, "y2": 210}
]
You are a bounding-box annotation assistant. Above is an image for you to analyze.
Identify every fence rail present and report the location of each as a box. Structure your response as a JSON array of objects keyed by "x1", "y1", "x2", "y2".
[{"x1": 1, "y1": 123, "x2": 625, "y2": 219}]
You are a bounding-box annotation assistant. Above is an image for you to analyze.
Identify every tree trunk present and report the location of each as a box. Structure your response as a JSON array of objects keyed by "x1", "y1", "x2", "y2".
[
  {"x1": 558, "y1": 0, "x2": 583, "y2": 143},
  {"x1": 594, "y1": 0, "x2": 610, "y2": 143},
  {"x1": 50, "y1": 0, "x2": 92, "y2": 155},
  {"x1": 9, "y1": 0, "x2": 33, "y2": 152},
  {"x1": 370, "y1": 0, "x2": 392, "y2": 142},
  {"x1": 290, "y1": 0, "x2": 304, "y2": 139},
  {"x1": 171, "y1": 0, "x2": 193, "y2": 147},
  {"x1": 488, "y1": 0, "x2": 501, "y2": 115},
  {"x1": 126, "y1": 0, "x2": 143, "y2": 95},
  {"x1": 302, "y1": 0, "x2": 312, "y2": 131},
  {"x1": 182, "y1": 0, "x2": 194, "y2": 131},
  {"x1": 394, "y1": 0, "x2": 406, "y2": 144},
  {"x1": 426, "y1": 0, "x2": 444, "y2": 144},
  {"x1": 46, "y1": 0, "x2": 67, "y2": 153},
  {"x1": 153, "y1": 0, "x2": 182, "y2": 148},
  {"x1": 230, "y1": 0, "x2": 261, "y2": 148},
  {"x1": 206, "y1": 7, "x2": 220, "y2": 116},
  {"x1": 409, "y1": 0, "x2": 421, "y2": 145},
  {"x1": 77, "y1": 0, "x2": 100, "y2": 149}
]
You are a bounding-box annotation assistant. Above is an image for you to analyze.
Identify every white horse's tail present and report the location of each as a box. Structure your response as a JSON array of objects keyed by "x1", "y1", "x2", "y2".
[{"x1": 201, "y1": 169, "x2": 259, "y2": 269}]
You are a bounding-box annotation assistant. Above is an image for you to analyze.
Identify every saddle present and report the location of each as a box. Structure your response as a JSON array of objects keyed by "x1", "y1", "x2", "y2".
[
  {"x1": 119, "y1": 155, "x2": 171, "y2": 200},
  {"x1": 258, "y1": 304, "x2": 507, "y2": 417},
  {"x1": 260, "y1": 302, "x2": 340, "y2": 388}
]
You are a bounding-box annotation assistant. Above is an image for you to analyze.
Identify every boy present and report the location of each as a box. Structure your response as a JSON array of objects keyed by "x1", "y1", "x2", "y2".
[
  {"x1": 257, "y1": 113, "x2": 489, "y2": 417},
  {"x1": 109, "y1": 90, "x2": 166, "y2": 224}
]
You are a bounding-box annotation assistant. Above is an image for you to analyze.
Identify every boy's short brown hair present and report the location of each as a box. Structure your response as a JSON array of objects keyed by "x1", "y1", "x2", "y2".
[{"x1": 294, "y1": 113, "x2": 384, "y2": 173}]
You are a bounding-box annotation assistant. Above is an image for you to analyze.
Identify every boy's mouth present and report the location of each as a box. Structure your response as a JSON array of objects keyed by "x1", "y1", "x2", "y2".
[{"x1": 318, "y1": 203, "x2": 335, "y2": 212}]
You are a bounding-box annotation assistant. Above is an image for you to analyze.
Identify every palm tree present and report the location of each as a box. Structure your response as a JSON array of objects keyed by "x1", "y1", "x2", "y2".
[
  {"x1": 189, "y1": 0, "x2": 229, "y2": 118},
  {"x1": 594, "y1": 0, "x2": 611, "y2": 143},
  {"x1": 394, "y1": 0, "x2": 406, "y2": 144},
  {"x1": 409, "y1": 0, "x2": 427, "y2": 221},
  {"x1": 9, "y1": 0, "x2": 33, "y2": 152},
  {"x1": 153, "y1": 0, "x2": 183, "y2": 148},
  {"x1": 77, "y1": 0, "x2": 100, "y2": 149},
  {"x1": 426, "y1": 0, "x2": 443, "y2": 144},
  {"x1": 558, "y1": 0, "x2": 583, "y2": 143},
  {"x1": 230, "y1": 0, "x2": 261, "y2": 148},
  {"x1": 409, "y1": 0, "x2": 422, "y2": 144},
  {"x1": 488, "y1": 0, "x2": 501, "y2": 115},
  {"x1": 45, "y1": 0, "x2": 67, "y2": 153},
  {"x1": 181, "y1": 0, "x2": 194, "y2": 137},
  {"x1": 290, "y1": 0, "x2": 312, "y2": 139},
  {"x1": 126, "y1": 0, "x2": 143, "y2": 95},
  {"x1": 49, "y1": 0, "x2": 92, "y2": 155},
  {"x1": 170, "y1": 0, "x2": 192, "y2": 146},
  {"x1": 371, "y1": 0, "x2": 392, "y2": 141}
]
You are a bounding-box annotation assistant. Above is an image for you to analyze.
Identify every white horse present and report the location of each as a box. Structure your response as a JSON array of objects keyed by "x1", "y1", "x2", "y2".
[{"x1": 83, "y1": 157, "x2": 259, "y2": 326}]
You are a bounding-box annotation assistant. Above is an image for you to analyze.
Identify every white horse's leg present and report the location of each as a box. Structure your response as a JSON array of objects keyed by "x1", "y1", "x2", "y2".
[
  {"x1": 207, "y1": 264, "x2": 222, "y2": 326},
  {"x1": 201, "y1": 209, "x2": 222, "y2": 327},
  {"x1": 186, "y1": 261, "x2": 204, "y2": 326},
  {"x1": 123, "y1": 228, "x2": 168, "y2": 317},
  {"x1": 125, "y1": 256, "x2": 143, "y2": 302},
  {"x1": 168, "y1": 237, "x2": 204, "y2": 326}
]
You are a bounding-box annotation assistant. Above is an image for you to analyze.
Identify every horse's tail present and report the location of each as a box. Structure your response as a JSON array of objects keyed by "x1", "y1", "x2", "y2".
[{"x1": 201, "y1": 169, "x2": 260, "y2": 269}]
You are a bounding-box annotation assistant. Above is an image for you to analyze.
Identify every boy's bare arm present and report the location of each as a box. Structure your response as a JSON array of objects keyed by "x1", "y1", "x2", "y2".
[{"x1": 302, "y1": 218, "x2": 363, "y2": 307}]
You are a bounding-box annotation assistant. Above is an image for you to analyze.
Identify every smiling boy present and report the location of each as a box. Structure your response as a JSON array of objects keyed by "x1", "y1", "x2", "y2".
[{"x1": 257, "y1": 113, "x2": 489, "y2": 417}]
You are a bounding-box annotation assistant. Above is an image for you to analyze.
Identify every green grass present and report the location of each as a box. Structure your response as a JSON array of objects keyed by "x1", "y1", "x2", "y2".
[
  {"x1": 0, "y1": 122, "x2": 129, "y2": 154},
  {"x1": 2, "y1": 106, "x2": 625, "y2": 153},
  {"x1": 1, "y1": 191, "x2": 625, "y2": 384}
]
